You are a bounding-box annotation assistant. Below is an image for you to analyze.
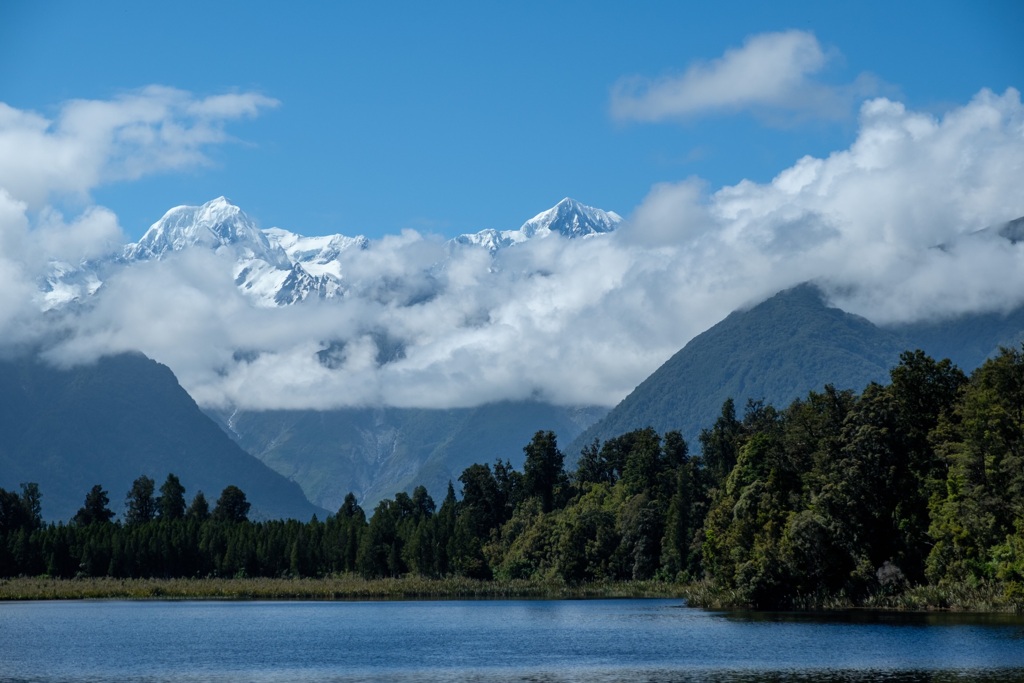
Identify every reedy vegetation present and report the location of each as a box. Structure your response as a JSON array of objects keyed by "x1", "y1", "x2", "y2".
[
  {"x1": 0, "y1": 575, "x2": 675, "y2": 601},
  {"x1": 1, "y1": 349, "x2": 1023, "y2": 609}
]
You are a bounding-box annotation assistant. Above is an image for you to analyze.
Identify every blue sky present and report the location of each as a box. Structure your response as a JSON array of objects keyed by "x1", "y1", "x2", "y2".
[
  {"x1": 1, "y1": 1, "x2": 1024, "y2": 411},
  {"x1": 2, "y1": 1, "x2": 1021, "y2": 241}
]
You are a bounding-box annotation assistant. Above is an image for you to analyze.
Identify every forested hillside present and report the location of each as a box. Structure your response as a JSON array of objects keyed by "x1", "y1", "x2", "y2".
[
  {"x1": 3, "y1": 348, "x2": 1022, "y2": 610},
  {"x1": 568, "y1": 283, "x2": 1024, "y2": 462},
  {"x1": 569, "y1": 284, "x2": 909, "y2": 455}
]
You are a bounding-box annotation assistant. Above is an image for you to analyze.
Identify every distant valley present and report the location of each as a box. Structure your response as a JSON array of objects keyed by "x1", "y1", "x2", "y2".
[{"x1": 206, "y1": 402, "x2": 606, "y2": 513}]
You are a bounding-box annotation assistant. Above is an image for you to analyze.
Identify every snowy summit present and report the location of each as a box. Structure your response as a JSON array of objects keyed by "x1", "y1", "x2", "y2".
[
  {"x1": 454, "y1": 198, "x2": 621, "y2": 253},
  {"x1": 42, "y1": 196, "x2": 621, "y2": 309},
  {"x1": 124, "y1": 197, "x2": 289, "y2": 269}
]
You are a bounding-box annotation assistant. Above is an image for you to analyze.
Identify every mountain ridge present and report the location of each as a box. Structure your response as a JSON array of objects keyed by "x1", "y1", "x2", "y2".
[
  {"x1": 567, "y1": 280, "x2": 1024, "y2": 459},
  {"x1": 42, "y1": 196, "x2": 622, "y2": 309},
  {"x1": 0, "y1": 352, "x2": 325, "y2": 521},
  {"x1": 453, "y1": 197, "x2": 622, "y2": 252},
  {"x1": 567, "y1": 283, "x2": 912, "y2": 456}
]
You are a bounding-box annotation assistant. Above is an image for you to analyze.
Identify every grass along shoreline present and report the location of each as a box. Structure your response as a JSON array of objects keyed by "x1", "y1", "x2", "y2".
[
  {"x1": 682, "y1": 580, "x2": 1024, "y2": 613},
  {"x1": 0, "y1": 575, "x2": 683, "y2": 601},
  {"x1": 1, "y1": 575, "x2": 1021, "y2": 612}
]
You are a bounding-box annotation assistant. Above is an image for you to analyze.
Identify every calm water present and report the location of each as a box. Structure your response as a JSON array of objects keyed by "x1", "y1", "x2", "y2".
[{"x1": 1, "y1": 599, "x2": 1024, "y2": 682}]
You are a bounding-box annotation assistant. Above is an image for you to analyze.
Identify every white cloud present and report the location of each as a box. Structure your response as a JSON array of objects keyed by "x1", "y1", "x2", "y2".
[
  {"x1": 34, "y1": 206, "x2": 123, "y2": 264},
  {"x1": 621, "y1": 178, "x2": 713, "y2": 246},
  {"x1": 0, "y1": 86, "x2": 279, "y2": 209},
  {"x1": 610, "y1": 30, "x2": 879, "y2": 123},
  {"x1": 699, "y1": 88, "x2": 1024, "y2": 321},
  {"x1": 0, "y1": 191, "x2": 37, "y2": 341},
  {"x1": 0, "y1": 86, "x2": 278, "y2": 359},
  {"x1": 6, "y1": 88, "x2": 1024, "y2": 412}
]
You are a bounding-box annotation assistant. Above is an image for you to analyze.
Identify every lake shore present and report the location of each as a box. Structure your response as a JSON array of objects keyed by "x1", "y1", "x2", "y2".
[
  {"x1": 0, "y1": 575, "x2": 684, "y2": 601},
  {"x1": 1, "y1": 575, "x2": 1020, "y2": 613}
]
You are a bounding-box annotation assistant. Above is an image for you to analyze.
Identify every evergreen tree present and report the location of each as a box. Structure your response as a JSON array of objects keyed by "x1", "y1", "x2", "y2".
[
  {"x1": 0, "y1": 484, "x2": 42, "y2": 534},
  {"x1": 411, "y1": 485, "x2": 435, "y2": 517},
  {"x1": 459, "y1": 463, "x2": 501, "y2": 537},
  {"x1": 213, "y1": 486, "x2": 250, "y2": 523},
  {"x1": 332, "y1": 492, "x2": 366, "y2": 573},
  {"x1": 187, "y1": 491, "x2": 211, "y2": 521},
  {"x1": 620, "y1": 427, "x2": 664, "y2": 497},
  {"x1": 523, "y1": 430, "x2": 567, "y2": 513},
  {"x1": 74, "y1": 485, "x2": 115, "y2": 526},
  {"x1": 432, "y1": 482, "x2": 458, "y2": 576},
  {"x1": 19, "y1": 483, "x2": 43, "y2": 531},
  {"x1": 660, "y1": 438, "x2": 705, "y2": 580},
  {"x1": 157, "y1": 473, "x2": 187, "y2": 520},
  {"x1": 125, "y1": 476, "x2": 157, "y2": 526},
  {"x1": 699, "y1": 398, "x2": 742, "y2": 490},
  {"x1": 492, "y1": 459, "x2": 523, "y2": 523},
  {"x1": 358, "y1": 498, "x2": 402, "y2": 578}
]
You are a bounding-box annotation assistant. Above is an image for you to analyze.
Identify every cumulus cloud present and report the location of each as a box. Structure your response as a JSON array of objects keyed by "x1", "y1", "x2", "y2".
[
  {"x1": 0, "y1": 86, "x2": 278, "y2": 209},
  {"x1": 0, "y1": 191, "x2": 38, "y2": 345},
  {"x1": 704, "y1": 88, "x2": 1024, "y2": 322},
  {"x1": 610, "y1": 30, "x2": 880, "y2": 123},
  {"x1": 5, "y1": 87, "x2": 1024, "y2": 411},
  {"x1": 0, "y1": 86, "x2": 278, "y2": 355}
]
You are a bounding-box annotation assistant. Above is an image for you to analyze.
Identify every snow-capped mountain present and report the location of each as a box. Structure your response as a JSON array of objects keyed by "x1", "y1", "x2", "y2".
[
  {"x1": 264, "y1": 228, "x2": 369, "y2": 280},
  {"x1": 520, "y1": 197, "x2": 623, "y2": 239},
  {"x1": 41, "y1": 196, "x2": 620, "y2": 308},
  {"x1": 122, "y1": 196, "x2": 289, "y2": 267},
  {"x1": 454, "y1": 197, "x2": 622, "y2": 253},
  {"x1": 118, "y1": 197, "x2": 370, "y2": 306}
]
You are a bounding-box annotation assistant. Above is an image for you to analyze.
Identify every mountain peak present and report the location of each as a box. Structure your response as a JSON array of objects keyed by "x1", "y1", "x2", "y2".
[
  {"x1": 451, "y1": 198, "x2": 621, "y2": 253},
  {"x1": 198, "y1": 195, "x2": 239, "y2": 215},
  {"x1": 520, "y1": 198, "x2": 623, "y2": 239},
  {"x1": 123, "y1": 197, "x2": 289, "y2": 268},
  {"x1": 57, "y1": 195, "x2": 626, "y2": 308},
  {"x1": 568, "y1": 280, "x2": 907, "y2": 455}
]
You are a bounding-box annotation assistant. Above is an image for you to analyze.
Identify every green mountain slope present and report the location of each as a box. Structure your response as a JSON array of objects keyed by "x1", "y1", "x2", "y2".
[
  {"x1": 890, "y1": 306, "x2": 1024, "y2": 372},
  {"x1": 567, "y1": 284, "x2": 910, "y2": 456},
  {"x1": 0, "y1": 352, "x2": 323, "y2": 522},
  {"x1": 211, "y1": 402, "x2": 606, "y2": 511}
]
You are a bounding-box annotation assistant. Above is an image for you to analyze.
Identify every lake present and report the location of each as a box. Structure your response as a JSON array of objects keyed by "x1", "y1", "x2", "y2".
[{"x1": 1, "y1": 599, "x2": 1023, "y2": 682}]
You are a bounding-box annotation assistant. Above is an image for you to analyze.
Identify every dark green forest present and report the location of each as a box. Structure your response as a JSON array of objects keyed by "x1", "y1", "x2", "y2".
[{"x1": 2, "y1": 349, "x2": 1023, "y2": 609}]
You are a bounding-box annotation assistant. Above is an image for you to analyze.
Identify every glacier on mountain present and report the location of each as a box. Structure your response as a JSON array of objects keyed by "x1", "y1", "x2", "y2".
[
  {"x1": 122, "y1": 196, "x2": 290, "y2": 268},
  {"x1": 40, "y1": 195, "x2": 621, "y2": 309}
]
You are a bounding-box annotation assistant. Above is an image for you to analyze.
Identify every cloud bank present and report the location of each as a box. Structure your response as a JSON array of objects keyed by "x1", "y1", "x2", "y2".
[
  {"x1": 2, "y1": 86, "x2": 1024, "y2": 411},
  {"x1": 610, "y1": 30, "x2": 880, "y2": 123}
]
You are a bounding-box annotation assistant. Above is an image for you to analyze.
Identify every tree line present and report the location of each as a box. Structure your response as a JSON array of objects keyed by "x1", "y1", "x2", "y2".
[{"x1": 1, "y1": 348, "x2": 1023, "y2": 607}]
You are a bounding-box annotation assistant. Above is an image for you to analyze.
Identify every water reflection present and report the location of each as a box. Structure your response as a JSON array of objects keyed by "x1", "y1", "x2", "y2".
[{"x1": 1, "y1": 600, "x2": 1023, "y2": 682}]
